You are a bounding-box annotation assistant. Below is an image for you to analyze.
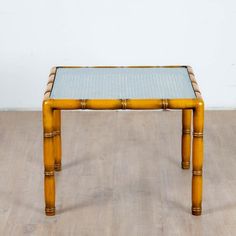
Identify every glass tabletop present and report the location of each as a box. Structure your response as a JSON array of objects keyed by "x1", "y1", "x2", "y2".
[{"x1": 50, "y1": 67, "x2": 196, "y2": 99}]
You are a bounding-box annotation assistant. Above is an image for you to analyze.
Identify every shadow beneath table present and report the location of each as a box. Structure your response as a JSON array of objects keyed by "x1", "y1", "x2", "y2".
[
  {"x1": 165, "y1": 199, "x2": 190, "y2": 214},
  {"x1": 61, "y1": 156, "x2": 89, "y2": 171},
  {"x1": 166, "y1": 198, "x2": 236, "y2": 216},
  {"x1": 203, "y1": 202, "x2": 236, "y2": 215},
  {"x1": 165, "y1": 154, "x2": 181, "y2": 168},
  {"x1": 57, "y1": 187, "x2": 113, "y2": 215}
]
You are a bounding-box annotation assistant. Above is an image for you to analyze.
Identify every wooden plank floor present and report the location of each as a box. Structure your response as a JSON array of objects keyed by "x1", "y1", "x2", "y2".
[{"x1": 0, "y1": 111, "x2": 236, "y2": 236}]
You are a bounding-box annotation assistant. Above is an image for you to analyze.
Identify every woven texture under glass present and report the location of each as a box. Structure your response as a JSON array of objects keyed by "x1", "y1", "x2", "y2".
[{"x1": 50, "y1": 67, "x2": 196, "y2": 99}]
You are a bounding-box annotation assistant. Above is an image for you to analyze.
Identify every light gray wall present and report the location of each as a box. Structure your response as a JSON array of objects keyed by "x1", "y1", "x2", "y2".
[{"x1": 0, "y1": 0, "x2": 236, "y2": 109}]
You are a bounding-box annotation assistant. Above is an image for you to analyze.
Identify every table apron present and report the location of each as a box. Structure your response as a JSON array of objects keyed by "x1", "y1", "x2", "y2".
[{"x1": 44, "y1": 99, "x2": 200, "y2": 110}]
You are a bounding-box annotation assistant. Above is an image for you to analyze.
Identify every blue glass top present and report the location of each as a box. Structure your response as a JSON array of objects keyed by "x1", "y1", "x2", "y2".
[{"x1": 50, "y1": 67, "x2": 196, "y2": 99}]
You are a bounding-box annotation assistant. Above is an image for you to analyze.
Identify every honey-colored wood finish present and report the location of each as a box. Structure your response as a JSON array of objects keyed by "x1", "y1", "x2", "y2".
[
  {"x1": 181, "y1": 109, "x2": 192, "y2": 169},
  {"x1": 43, "y1": 101, "x2": 55, "y2": 216},
  {"x1": 42, "y1": 65, "x2": 204, "y2": 216},
  {"x1": 192, "y1": 100, "x2": 204, "y2": 215},
  {"x1": 53, "y1": 110, "x2": 61, "y2": 171}
]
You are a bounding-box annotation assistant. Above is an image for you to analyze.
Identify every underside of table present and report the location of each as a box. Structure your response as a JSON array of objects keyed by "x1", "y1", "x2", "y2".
[{"x1": 42, "y1": 66, "x2": 204, "y2": 216}]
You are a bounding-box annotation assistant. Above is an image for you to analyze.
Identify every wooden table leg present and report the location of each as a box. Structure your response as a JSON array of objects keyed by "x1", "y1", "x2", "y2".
[
  {"x1": 53, "y1": 110, "x2": 62, "y2": 171},
  {"x1": 192, "y1": 100, "x2": 204, "y2": 216},
  {"x1": 43, "y1": 101, "x2": 56, "y2": 216},
  {"x1": 181, "y1": 109, "x2": 192, "y2": 169}
]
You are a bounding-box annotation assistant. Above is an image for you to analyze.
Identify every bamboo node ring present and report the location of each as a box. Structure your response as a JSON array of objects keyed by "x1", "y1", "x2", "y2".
[
  {"x1": 194, "y1": 89, "x2": 201, "y2": 93},
  {"x1": 49, "y1": 72, "x2": 56, "y2": 77},
  {"x1": 121, "y1": 99, "x2": 127, "y2": 109},
  {"x1": 45, "y1": 170, "x2": 54, "y2": 176},
  {"x1": 183, "y1": 129, "x2": 191, "y2": 134},
  {"x1": 44, "y1": 132, "x2": 54, "y2": 138},
  {"x1": 44, "y1": 90, "x2": 51, "y2": 95},
  {"x1": 193, "y1": 132, "x2": 203, "y2": 138},
  {"x1": 53, "y1": 130, "x2": 60, "y2": 136},
  {"x1": 162, "y1": 99, "x2": 168, "y2": 109},
  {"x1": 192, "y1": 170, "x2": 202, "y2": 176},
  {"x1": 80, "y1": 99, "x2": 87, "y2": 109}
]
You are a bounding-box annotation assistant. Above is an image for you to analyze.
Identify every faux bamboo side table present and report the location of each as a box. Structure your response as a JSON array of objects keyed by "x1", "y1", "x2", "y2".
[{"x1": 43, "y1": 66, "x2": 204, "y2": 216}]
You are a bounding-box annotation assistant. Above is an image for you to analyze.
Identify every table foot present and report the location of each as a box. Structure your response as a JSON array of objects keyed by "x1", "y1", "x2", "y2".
[
  {"x1": 192, "y1": 207, "x2": 201, "y2": 216},
  {"x1": 54, "y1": 163, "x2": 61, "y2": 171},
  {"x1": 182, "y1": 161, "x2": 190, "y2": 169},
  {"x1": 45, "y1": 207, "x2": 56, "y2": 216}
]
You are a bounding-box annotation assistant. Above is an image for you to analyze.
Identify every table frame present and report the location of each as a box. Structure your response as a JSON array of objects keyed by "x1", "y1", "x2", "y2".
[{"x1": 42, "y1": 65, "x2": 204, "y2": 216}]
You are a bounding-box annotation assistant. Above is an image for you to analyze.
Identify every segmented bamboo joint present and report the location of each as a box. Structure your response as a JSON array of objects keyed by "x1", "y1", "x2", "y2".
[
  {"x1": 189, "y1": 74, "x2": 197, "y2": 84},
  {"x1": 44, "y1": 132, "x2": 54, "y2": 138},
  {"x1": 162, "y1": 99, "x2": 168, "y2": 109},
  {"x1": 45, "y1": 170, "x2": 54, "y2": 176},
  {"x1": 195, "y1": 92, "x2": 202, "y2": 99},
  {"x1": 49, "y1": 72, "x2": 56, "y2": 77},
  {"x1": 192, "y1": 170, "x2": 202, "y2": 176},
  {"x1": 121, "y1": 99, "x2": 127, "y2": 109},
  {"x1": 187, "y1": 66, "x2": 194, "y2": 75},
  {"x1": 43, "y1": 67, "x2": 57, "y2": 100},
  {"x1": 80, "y1": 99, "x2": 87, "y2": 109},
  {"x1": 53, "y1": 130, "x2": 60, "y2": 136},
  {"x1": 44, "y1": 92, "x2": 50, "y2": 98},
  {"x1": 192, "y1": 84, "x2": 201, "y2": 93},
  {"x1": 47, "y1": 75, "x2": 55, "y2": 84},
  {"x1": 186, "y1": 66, "x2": 203, "y2": 100},
  {"x1": 193, "y1": 132, "x2": 204, "y2": 138},
  {"x1": 44, "y1": 83, "x2": 53, "y2": 95},
  {"x1": 182, "y1": 129, "x2": 191, "y2": 134},
  {"x1": 50, "y1": 66, "x2": 57, "y2": 75}
]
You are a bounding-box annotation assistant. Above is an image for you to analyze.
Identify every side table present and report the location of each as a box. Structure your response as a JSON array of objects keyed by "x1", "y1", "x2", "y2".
[{"x1": 43, "y1": 66, "x2": 204, "y2": 216}]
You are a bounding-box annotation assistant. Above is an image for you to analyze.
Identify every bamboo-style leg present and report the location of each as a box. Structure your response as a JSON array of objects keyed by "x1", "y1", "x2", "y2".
[
  {"x1": 181, "y1": 109, "x2": 192, "y2": 169},
  {"x1": 192, "y1": 100, "x2": 204, "y2": 216},
  {"x1": 53, "y1": 110, "x2": 62, "y2": 171},
  {"x1": 43, "y1": 101, "x2": 56, "y2": 216}
]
